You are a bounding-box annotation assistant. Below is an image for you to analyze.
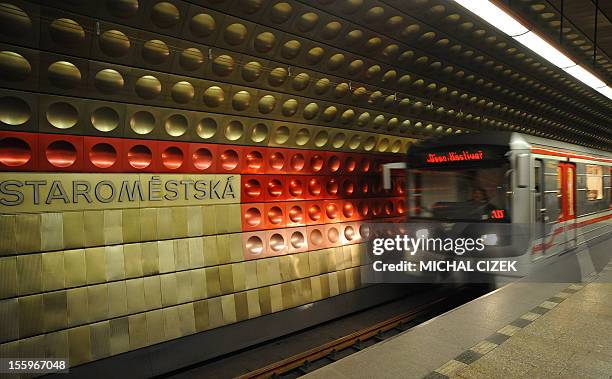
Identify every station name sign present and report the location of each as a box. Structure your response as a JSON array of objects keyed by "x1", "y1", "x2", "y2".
[{"x1": 0, "y1": 173, "x2": 239, "y2": 213}]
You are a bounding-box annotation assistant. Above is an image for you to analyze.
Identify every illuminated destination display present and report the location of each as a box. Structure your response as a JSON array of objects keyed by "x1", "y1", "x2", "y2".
[{"x1": 426, "y1": 150, "x2": 484, "y2": 163}]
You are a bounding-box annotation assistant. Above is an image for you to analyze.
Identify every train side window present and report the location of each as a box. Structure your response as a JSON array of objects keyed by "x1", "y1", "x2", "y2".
[{"x1": 585, "y1": 165, "x2": 603, "y2": 201}]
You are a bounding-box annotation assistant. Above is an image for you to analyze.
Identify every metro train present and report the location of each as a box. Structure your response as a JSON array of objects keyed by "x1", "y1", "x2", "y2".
[{"x1": 383, "y1": 132, "x2": 612, "y2": 277}]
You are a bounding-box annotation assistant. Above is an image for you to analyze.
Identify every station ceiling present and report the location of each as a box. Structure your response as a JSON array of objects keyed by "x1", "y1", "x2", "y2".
[{"x1": 358, "y1": 0, "x2": 612, "y2": 150}]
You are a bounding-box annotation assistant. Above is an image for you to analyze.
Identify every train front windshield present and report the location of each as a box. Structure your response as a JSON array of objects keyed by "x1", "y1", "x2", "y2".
[{"x1": 408, "y1": 164, "x2": 512, "y2": 222}]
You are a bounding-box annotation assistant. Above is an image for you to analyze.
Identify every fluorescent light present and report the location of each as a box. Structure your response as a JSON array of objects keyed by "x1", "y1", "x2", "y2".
[
  {"x1": 564, "y1": 65, "x2": 606, "y2": 88},
  {"x1": 513, "y1": 31, "x2": 575, "y2": 68},
  {"x1": 453, "y1": 0, "x2": 529, "y2": 36},
  {"x1": 596, "y1": 86, "x2": 612, "y2": 100}
]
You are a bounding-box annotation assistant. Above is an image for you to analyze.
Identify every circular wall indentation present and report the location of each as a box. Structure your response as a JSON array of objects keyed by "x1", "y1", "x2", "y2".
[
  {"x1": 268, "y1": 67, "x2": 288, "y2": 86},
  {"x1": 46, "y1": 140, "x2": 77, "y2": 167},
  {"x1": 295, "y1": 128, "x2": 311, "y2": 146},
  {"x1": 89, "y1": 142, "x2": 116, "y2": 168},
  {"x1": 91, "y1": 107, "x2": 119, "y2": 132},
  {"x1": 129, "y1": 111, "x2": 155, "y2": 135},
  {"x1": 298, "y1": 12, "x2": 319, "y2": 32},
  {"x1": 50, "y1": 18, "x2": 85, "y2": 47},
  {"x1": 331, "y1": 133, "x2": 346, "y2": 148},
  {"x1": 290, "y1": 231, "x2": 305, "y2": 249},
  {"x1": 342, "y1": 180, "x2": 354, "y2": 196},
  {"x1": 347, "y1": 135, "x2": 361, "y2": 150},
  {"x1": 322, "y1": 21, "x2": 342, "y2": 39},
  {"x1": 107, "y1": 0, "x2": 139, "y2": 18},
  {"x1": 225, "y1": 120, "x2": 244, "y2": 141},
  {"x1": 267, "y1": 206, "x2": 283, "y2": 225},
  {"x1": 258, "y1": 95, "x2": 276, "y2": 114},
  {"x1": 292, "y1": 72, "x2": 310, "y2": 90},
  {"x1": 0, "y1": 51, "x2": 31, "y2": 81},
  {"x1": 232, "y1": 90, "x2": 251, "y2": 111},
  {"x1": 328, "y1": 227, "x2": 339, "y2": 243},
  {"x1": 99, "y1": 30, "x2": 130, "y2": 57},
  {"x1": 358, "y1": 202, "x2": 369, "y2": 217},
  {"x1": 48, "y1": 61, "x2": 81, "y2": 89},
  {"x1": 270, "y1": 2, "x2": 293, "y2": 23},
  {"x1": 196, "y1": 117, "x2": 217, "y2": 139},
  {"x1": 164, "y1": 114, "x2": 188, "y2": 137},
  {"x1": 0, "y1": 137, "x2": 30, "y2": 166},
  {"x1": 135, "y1": 75, "x2": 161, "y2": 99},
  {"x1": 220, "y1": 149, "x2": 239, "y2": 170},
  {"x1": 281, "y1": 40, "x2": 301, "y2": 59},
  {"x1": 273, "y1": 125, "x2": 290, "y2": 145},
  {"x1": 282, "y1": 99, "x2": 298, "y2": 117},
  {"x1": 224, "y1": 23, "x2": 248, "y2": 45},
  {"x1": 267, "y1": 179, "x2": 283, "y2": 198},
  {"x1": 290, "y1": 153, "x2": 305, "y2": 171},
  {"x1": 212, "y1": 54, "x2": 234, "y2": 76},
  {"x1": 345, "y1": 157, "x2": 356, "y2": 173},
  {"x1": 245, "y1": 207, "x2": 262, "y2": 227},
  {"x1": 192, "y1": 147, "x2": 213, "y2": 170},
  {"x1": 326, "y1": 178, "x2": 339, "y2": 195},
  {"x1": 0, "y1": 96, "x2": 30, "y2": 125},
  {"x1": 203, "y1": 86, "x2": 225, "y2": 107},
  {"x1": 128, "y1": 144, "x2": 152, "y2": 169},
  {"x1": 46, "y1": 102, "x2": 78, "y2": 129},
  {"x1": 309, "y1": 228, "x2": 323, "y2": 246},
  {"x1": 171, "y1": 81, "x2": 195, "y2": 103},
  {"x1": 0, "y1": 3, "x2": 31, "y2": 37},
  {"x1": 254, "y1": 31, "x2": 276, "y2": 52},
  {"x1": 288, "y1": 178, "x2": 303, "y2": 197},
  {"x1": 269, "y1": 233, "x2": 285, "y2": 253},
  {"x1": 344, "y1": 225, "x2": 355, "y2": 241},
  {"x1": 268, "y1": 152, "x2": 284, "y2": 171},
  {"x1": 245, "y1": 178, "x2": 261, "y2": 198},
  {"x1": 328, "y1": 156, "x2": 341, "y2": 173},
  {"x1": 242, "y1": 61, "x2": 262, "y2": 82},
  {"x1": 363, "y1": 136, "x2": 376, "y2": 151},
  {"x1": 94, "y1": 69, "x2": 124, "y2": 94},
  {"x1": 151, "y1": 2, "x2": 180, "y2": 29},
  {"x1": 306, "y1": 47, "x2": 325, "y2": 64},
  {"x1": 142, "y1": 39, "x2": 170, "y2": 64},
  {"x1": 180, "y1": 47, "x2": 204, "y2": 71},
  {"x1": 190, "y1": 13, "x2": 216, "y2": 37},
  {"x1": 310, "y1": 154, "x2": 324, "y2": 172},
  {"x1": 308, "y1": 205, "x2": 322, "y2": 222},
  {"x1": 162, "y1": 146, "x2": 183, "y2": 169},
  {"x1": 251, "y1": 123, "x2": 268, "y2": 143},
  {"x1": 343, "y1": 202, "x2": 354, "y2": 218},
  {"x1": 308, "y1": 177, "x2": 322, "y2": 196},
  {"x1": 246, "y1": 150, "x2": 263, "y2": 170},
  {"x1": 289, "y1": 205, "x2": 303, "y2": 223},
  {"x1": 246, "y1": 236, "x2": 264, "y2": 255},
  {"x1": 313, "y1": 131, "x2": 329, "y2": 147}
]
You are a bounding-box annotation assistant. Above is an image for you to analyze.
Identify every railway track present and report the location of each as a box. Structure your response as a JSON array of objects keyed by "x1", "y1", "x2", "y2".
[{"x1": 235, "y1": 288, "x2": 466, "y2": 379}]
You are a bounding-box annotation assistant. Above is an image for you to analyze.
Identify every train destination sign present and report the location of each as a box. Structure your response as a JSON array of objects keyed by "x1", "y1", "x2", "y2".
[
  {"x1": 425, "y1": 150, "x2": 484, "y2": 163},
  {"x1": 0, "y1": 173, "x2": 240, "y2": 212}
]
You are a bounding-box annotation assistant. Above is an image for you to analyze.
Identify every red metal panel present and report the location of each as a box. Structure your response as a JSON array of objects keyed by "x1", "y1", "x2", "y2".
[
  {"x1": 242, "y1": 231, "x2": 267, "y2": 260},
  {"x1": 285, "y1": 201, "x2": 306, "y2": 227},
  {"x1": 264, "y1": 202, "x2": 286, "y2": 228},
  {"x1": 323, "y1": 200, "x2": 342, "y2": 223},
  {"x1": 308, "y1": 151, "x2": 326, "y2": 175},
  {"x1": 217, "y1": 145, "x2": 243, "y2": 174},
  {"x1": 324, "y1": 176, "x2": 340, "y2": 199},
  {"x1": 342, "y1": 200, "x2": 357, "y2": 221},
  {"x1": 306, "y1": 176, "x2": 323, "y2": 200},
  {"x1": 243, "y1": 146, "x2": 267, "y2": 174},
  {"x1": 265, "y1": 229, "x2": 288, "y2": 256},
  {"x1": 323, "y1": 224, "x2": 342, "y2": 247},
  {"x1": 287, "y1": 149, "x2": 308, "y2": 175},
  {"x1": 241, "y1": 203, "x2": 265, "y2": 231},
  {"x1": 305, "y1": 201, "x2": 324, "y2": 225},
  {"x1": 324, "y1": 152, "x2": 343, "y2": 175},
  {"x1": 306, "y1": 225, "x2": 327, "y2": 250},
  {"x1": 84, "y1": 136, "x2": 124, "y2": 172},
  {"x1": 241, "y1": 175, "x2": 266, "y2": 203},
  {"x1": 286, "y1": 175, "x2": 306, "y2": 200},
  {"x1": 122, "y1": 139, "x2": 159, "y2": 172},
  {"x1": 188, "y1": 143, "x2": 218, "y2": 173},
  {"x1": 286, "y1": 226, "x2": 308, "y2": 254},
  {"x1": 158, "y1": 141, "x2": 189, "y2": 172},
  {"x1": 265, "y1": 175, "x2": 287, "y2": 201},
  {"x1": 0, "y1": 130, "x2": 39, "y2": 171},
  {"x1": 39, "y1": 133, "x2": 84, "y2": 172},
  {"x1": 265, "y1": 148, "x2": 288, "y2": 174}
]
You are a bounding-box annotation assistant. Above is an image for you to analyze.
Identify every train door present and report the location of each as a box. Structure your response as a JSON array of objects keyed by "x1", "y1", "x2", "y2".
[
  {"x1": 558, "y1": 162, "x2": 577, "y2": 249},
  {"x1": 534, "y1": 160, "x2": 546, "y2": 255}
]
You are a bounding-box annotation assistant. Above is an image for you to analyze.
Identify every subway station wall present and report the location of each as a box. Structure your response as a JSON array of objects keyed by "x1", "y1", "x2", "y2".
[{"x1": 0, "y1": 0, "x2": 418, "y2": 368}]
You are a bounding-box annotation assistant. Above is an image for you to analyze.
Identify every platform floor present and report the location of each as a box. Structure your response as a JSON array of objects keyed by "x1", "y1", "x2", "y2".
[{"x1": 303, "y1": 238, "x2": 612, "y2": 379}]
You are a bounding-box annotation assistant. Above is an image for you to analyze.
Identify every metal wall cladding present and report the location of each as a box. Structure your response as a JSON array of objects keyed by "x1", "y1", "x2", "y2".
[{"x1": 0, "y1": 0, "x2": 420, "y2": 368}]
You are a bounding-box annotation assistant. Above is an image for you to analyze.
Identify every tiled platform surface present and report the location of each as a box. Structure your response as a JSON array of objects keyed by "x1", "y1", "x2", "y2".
[{"x1": 303, "y1": 240, "x2": 612, "y2": 379}]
